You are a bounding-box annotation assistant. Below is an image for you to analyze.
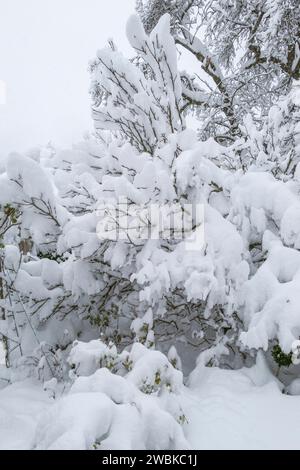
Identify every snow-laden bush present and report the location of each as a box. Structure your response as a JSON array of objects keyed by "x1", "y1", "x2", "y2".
[
  {"x1": 34, "y1": 340, "x2": 188, "y2": 450},
  {"x1": 0, "y1": 14, "x2": 241, "y2": 380},
  {"x1": 0, "y1": 7, "x2": 299, "y2": 392}
]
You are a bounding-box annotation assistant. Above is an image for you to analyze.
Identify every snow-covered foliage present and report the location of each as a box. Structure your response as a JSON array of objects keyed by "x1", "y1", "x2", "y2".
[
  {"x1": 91, "y1": 14, "x2": 183, "y2": 154},
  {"x1": 235, "y1": 83, "x2": 300, "y2": 178},
  {"x1": 34, "y1": 340, "x2": 188, "y2": 450},
  {"x1": 0, "y1": 0, "x2": 300, "y2": 450},
  {"x1": 137, "y1": 0, "x2": 300, "y2": 141}
]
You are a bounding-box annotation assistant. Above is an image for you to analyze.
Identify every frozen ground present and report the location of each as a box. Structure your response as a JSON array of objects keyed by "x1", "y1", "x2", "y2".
[{"x1": 0, "y1": 360, "x2": 300, "y2": 450}]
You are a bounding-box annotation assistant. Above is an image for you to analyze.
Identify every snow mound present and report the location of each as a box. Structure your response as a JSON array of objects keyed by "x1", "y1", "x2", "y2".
[{"x1": 34, "y1": 340, "x2": 188, "y2": 450}]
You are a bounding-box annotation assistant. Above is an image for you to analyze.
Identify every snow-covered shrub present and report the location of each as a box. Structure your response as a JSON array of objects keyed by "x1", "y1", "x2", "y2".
[
  {"x1": 69, "y1": 340, "x2": 183, "y2": 396},
  {"x1": 0, "y1": 150, "x2": 94, "y2": 380},
  {"x1": 224, "y1": 162, "x2": 300, "y2": 356},
  {"x1": 34, "y1": 340, "x2": 188, "y2": 450},
  {"x1": 87, "y1": 14, "x2": 253, "y2": 366},
  {"x1": 0, "y1": 3, "x2": 299, "y2": 391}
]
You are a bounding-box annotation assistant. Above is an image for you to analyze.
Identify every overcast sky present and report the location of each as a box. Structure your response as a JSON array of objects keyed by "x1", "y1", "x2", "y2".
[{"x1": 0, "y1": 0, "x2": 135, "y2": 157}]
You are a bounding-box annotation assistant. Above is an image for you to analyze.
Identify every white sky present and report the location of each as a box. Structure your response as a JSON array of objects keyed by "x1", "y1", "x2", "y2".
[{"x1": 0, "y1": 0, "x2": 135, "y2": 157}]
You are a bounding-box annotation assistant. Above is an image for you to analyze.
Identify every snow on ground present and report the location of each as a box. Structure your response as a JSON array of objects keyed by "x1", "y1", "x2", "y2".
[
  {"x1": 0, "y1": 361, "x2": 300, "y2": 449},
  {"x1": 183, "y1": 366, "x2": 300, "y2": 450},
  {"x1": 0, "y1": 380, "x2": 52, "y2": 450}
]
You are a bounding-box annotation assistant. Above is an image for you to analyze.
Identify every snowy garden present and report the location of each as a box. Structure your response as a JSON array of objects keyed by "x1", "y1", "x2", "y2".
[{"x1": 1, "y1": 0, "x2": 300, "y2": 450}]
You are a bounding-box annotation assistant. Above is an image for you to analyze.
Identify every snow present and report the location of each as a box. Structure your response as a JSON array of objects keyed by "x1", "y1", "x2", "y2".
[
  {"x1": 184, "y1": 366, "x2": 300, "y2": 450},
  {"x1": 0, "y1": 381, "x2": 52, "y2": 450},
  {"x1": 1, "y1": 0, "x2": 299, "y2": 453},
  {"x1": 0, "y1": 342, "x2": 5, "y2": 365},
  {"x1": 1, "y1": 361, "x2": 300, "y2": 449}
]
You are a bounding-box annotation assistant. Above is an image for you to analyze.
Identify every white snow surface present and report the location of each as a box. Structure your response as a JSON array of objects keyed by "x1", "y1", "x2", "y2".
[
  {"x1": 1, "y1": 359, "x2": 300, "y2": 450},
  {"x1": 0, "y1": 380, "x2": 52, "y2": 450}
]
